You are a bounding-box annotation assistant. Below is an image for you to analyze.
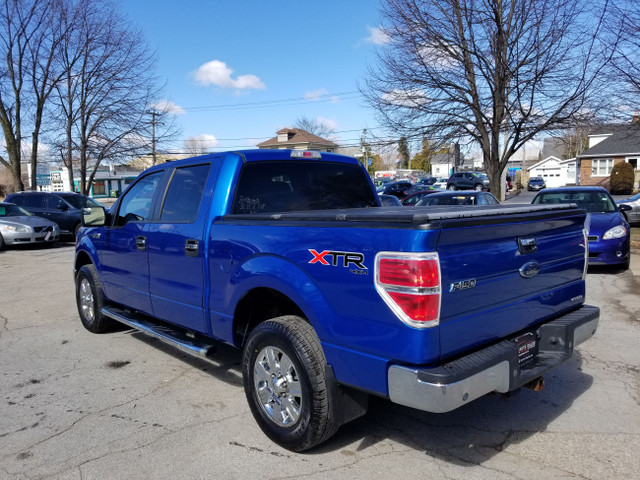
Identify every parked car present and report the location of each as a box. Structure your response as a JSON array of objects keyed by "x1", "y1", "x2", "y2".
[
  {"x1": 0, "y1": 202, "x2": 60, "y2": 249},
  {"x1": 414, "y1": 191, "x2": 500, "y2": 206},
  {"x1": 4, "y1": 191, "x2": 103, "y2": 237},
  {"x1": 432, "y1": 177, "x2": 448, "y2": 189},
  {"x1": 379, "y1": 180, "x2": 413, "y2": 199},
  {"x1": 527, "y1": 177, "x2": 546, "y2": 191},
  {"x1": 616, "y1": 192, "x2": 640, "y2": 225},
  {"x1": 378, "y1": 194, "x2": 402, "y2": 206},
  {"x1": 532, "y1": 187, "x2": 630, "y2": 269},
  {"x1": 402, "y1": 189, "x2": 442, "y2": 206},
  {"x1": 446, "y1": 171, "x2": 490, "y2": 191}
]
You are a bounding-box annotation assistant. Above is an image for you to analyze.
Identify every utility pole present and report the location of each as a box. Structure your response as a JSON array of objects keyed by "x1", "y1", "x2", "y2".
[{"x1": 146, "y1": 109, "x2": 164, "y2": 165}]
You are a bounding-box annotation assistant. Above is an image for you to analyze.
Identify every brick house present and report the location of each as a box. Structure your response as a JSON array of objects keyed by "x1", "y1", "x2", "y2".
[
  {"x1": 257, "y1": 128, "x2": 338, "y2": 152},
  {"x1": 577, "y1": 114, "x2": 640, "y2": 188}
]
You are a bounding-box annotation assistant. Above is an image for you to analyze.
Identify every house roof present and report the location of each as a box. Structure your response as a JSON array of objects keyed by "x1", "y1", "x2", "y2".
[
  {"x1": 256, "y1": 128, "x2": 338, "y2": 148},
  {"x1": 578, "y1": 123, "x2": 640, "y2": 158}
]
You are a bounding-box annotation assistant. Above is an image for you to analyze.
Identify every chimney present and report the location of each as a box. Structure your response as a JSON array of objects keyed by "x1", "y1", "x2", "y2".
[{"x1": 633, "y1": 110, "x2": 639, "y2": 123}]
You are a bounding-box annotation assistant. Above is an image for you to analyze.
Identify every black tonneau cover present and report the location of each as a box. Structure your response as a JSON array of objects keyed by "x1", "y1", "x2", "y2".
[{"x1": 223, "y1": 203, "x2": 582, "y2": 228}]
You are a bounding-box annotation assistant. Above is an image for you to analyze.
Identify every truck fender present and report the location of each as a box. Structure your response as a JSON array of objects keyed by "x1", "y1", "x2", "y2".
[{"x1": 224, "y1": 254, "x2": 336, "y2": 344}]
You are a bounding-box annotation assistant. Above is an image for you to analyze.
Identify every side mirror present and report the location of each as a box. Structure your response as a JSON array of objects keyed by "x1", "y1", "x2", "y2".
[
  {"x1": 57, "y1": 204, "x2": 69, "y2": 211},
  {"x1": 618, "y1": 204, "x2": 632, "y2": 212},
  {"x1": 82, "y1": 206, "x2": 106, "y2": 226}
]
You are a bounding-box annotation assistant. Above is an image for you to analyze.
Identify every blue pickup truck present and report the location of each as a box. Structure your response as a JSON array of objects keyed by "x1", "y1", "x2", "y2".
[{"x1": 74, "y1": 149, "x2": 599, "y2": 451}]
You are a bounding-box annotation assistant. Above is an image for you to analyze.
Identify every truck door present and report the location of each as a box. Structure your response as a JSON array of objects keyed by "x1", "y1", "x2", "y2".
[
  {"x1": 146, "y1": 163, "x2": 215, "y2": 333},
  {"x1": 94, "y1": 170, "x2": 165, "y2": 315}
]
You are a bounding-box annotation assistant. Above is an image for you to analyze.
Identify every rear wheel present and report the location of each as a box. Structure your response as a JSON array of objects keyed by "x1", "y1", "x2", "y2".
[
  {"x1": 447, "y1": 184, "x2": 456, "y2": 190},
  {"x1": 75, "y1": 264, "x2": 117, "y2": 333},
  {"x1": 242, "y1": 316, "x2": 339, "y2": 451},
  {"x1": 474, "y1": 183, "x2": 483, "y2": 191}
]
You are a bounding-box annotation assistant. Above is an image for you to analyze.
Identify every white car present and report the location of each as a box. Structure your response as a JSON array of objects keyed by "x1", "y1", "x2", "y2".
[
  {"x1": 0, "y1": 202, "x2": 60, "y2": 249},
  {"x1": 432, "y1": 178, "x2": 448, "y2": 189}
]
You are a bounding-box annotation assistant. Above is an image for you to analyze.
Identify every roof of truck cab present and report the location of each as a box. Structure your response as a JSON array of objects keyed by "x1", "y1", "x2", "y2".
[{"x1": 151, "y1": 149, "x2": 360, "y2": 170}]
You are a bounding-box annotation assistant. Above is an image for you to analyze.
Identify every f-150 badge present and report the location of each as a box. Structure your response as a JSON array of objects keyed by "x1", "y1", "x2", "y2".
[{"x1": 449, "y1": 279, "x2": 477, "y2": 292}]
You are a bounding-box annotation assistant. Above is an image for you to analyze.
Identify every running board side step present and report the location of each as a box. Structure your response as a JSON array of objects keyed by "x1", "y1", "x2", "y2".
[{"x1": 102, "y1": 306, "x2": 217, "y2": 358}]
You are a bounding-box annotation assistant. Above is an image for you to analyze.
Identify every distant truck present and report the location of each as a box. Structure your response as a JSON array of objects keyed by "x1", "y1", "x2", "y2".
[{"x1": 74, "y1": 149, "x2": 599, "y2": 451}]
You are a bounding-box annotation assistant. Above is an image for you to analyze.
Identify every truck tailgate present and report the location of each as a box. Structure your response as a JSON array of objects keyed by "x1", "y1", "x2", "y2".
[{"x1": 428, "y1": 205, "x2": 587, "y2": 361}]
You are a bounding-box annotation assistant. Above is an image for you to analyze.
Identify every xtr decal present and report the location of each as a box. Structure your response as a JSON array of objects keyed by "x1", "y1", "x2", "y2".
[{"x1": 308, "y1": 249, "x2": 367, "y2": 270}]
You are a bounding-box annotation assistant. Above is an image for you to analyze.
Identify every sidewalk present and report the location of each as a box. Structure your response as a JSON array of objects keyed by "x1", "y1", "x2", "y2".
[{"x1": 630, "y1": 251, "x2": 640, "y2": 276}]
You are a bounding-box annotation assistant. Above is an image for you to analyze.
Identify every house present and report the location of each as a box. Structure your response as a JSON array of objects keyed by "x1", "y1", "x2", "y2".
[
  {"x1": 257, "y1": 128, "x2": 338, "y2": 152},
  {"x1": 527, "y1": 156, "x2": 578, "y2": 187},
  {"x1": 577, "y1": 114, "x2": 640, "y2": 187}
]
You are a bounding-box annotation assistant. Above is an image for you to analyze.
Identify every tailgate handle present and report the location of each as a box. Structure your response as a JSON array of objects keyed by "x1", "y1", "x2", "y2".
[{"x1": 518, "y1": 237, "x2": 537, "y2": 255}]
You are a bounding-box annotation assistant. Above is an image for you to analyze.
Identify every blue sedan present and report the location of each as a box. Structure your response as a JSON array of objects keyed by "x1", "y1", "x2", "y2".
[{"x1": 532, "y1": 187, "x2": 630, "y2": 269}]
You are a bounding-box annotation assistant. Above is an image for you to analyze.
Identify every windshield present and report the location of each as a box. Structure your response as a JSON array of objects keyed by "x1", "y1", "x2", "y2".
[
  {"x1": 532, "y1": 190, "x2": 617, "y2": 213},
  {"x1": 0, "y1": 204, "x2": 32, "y2": 217},
  {"x1": 416, "y1": 194, "x2": 477, "y2": 206},
  {"x1": 60, "y1": 194, "x2": 102, "y2": 209}
]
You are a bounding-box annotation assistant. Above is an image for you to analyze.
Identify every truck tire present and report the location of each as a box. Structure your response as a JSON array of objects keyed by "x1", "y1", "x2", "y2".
[
  {"x1": 242, "y1": 316, "x2": 339, "y2": 451},
  {"x1": 474, "y1": 183, "x2": 483, "y2": 191},
  {"x1": 75, "y1": 264, "x2": 117, "y2": 333},
  {"x1": 447, "y1": 184, "x2": 456, "y2": 190}
]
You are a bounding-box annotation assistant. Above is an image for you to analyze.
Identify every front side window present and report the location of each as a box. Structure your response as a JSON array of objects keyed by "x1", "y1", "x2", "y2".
[{"x1": 115, "y1": 171, "x2": 163, "y2": 225}]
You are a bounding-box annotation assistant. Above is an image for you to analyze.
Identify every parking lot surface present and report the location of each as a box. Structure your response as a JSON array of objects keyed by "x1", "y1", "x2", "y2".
[{"x1": 1, "y1": 240, "x2": 639, "y2": 480}]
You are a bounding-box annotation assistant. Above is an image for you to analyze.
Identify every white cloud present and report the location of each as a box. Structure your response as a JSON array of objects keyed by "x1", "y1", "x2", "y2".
[
  {"x1": 364, "y1": 26, "x2": 390, "y2": 45},
  {"x1": 305, "y1": 89, "x2": 339, "y2": 103},
  {"x1": 382, "y1": 89, "x2": 430, "y2": 107},
  {"x1": 315, "y1": 116, "x2": 338, "y2": 131},
  {"x1": 193, "y1": 60, "x2": 265, "y2": 90},
  {"x1": 305, "y1": 89, "x2": 329, "y2": 100},
  {"x1": 193, "y1": 134, "x2": 219, "y2": 149},
  {"x1": 150, "y1": 100, "x2": 185, "y2": 115}
]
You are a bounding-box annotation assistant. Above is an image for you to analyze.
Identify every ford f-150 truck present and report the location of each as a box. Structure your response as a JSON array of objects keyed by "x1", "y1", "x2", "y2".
[{"x1": 74, "y1": 149, "x2": 599, "y2": 451}]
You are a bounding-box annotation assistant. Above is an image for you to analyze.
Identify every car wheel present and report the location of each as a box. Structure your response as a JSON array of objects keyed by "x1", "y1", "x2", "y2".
[
  {"x1": 75, "y1": 264, "x2": 117, "y2": 333},
  {"x1": 447, "y1": 184, "x2": 456, "y2": 191},
  {"x1": 474, "y1": 183, "x2": 483, "y2": 191},
  {"x1": 242, "y1": 315, "x2": 339, "y2": 452}
]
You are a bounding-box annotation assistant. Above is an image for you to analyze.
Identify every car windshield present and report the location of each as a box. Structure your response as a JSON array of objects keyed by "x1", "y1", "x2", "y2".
[
  {"x1": 533, "y1": 190, "x2": 617, "y2": 213},
  {"x1": 416, "y1": 194, "x2": 477, "y2": 206},
  {"x1": 60, "y1": 194, "x2": 102, "y2": 209},
  {"x1": 0, "y1": 204, "x2": 32, "y2": 217}
]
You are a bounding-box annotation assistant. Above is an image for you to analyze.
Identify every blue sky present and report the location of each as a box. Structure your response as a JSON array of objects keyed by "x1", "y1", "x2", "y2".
[{"x1": 120, "y1": 1, "x2": 388, "y2": 153}]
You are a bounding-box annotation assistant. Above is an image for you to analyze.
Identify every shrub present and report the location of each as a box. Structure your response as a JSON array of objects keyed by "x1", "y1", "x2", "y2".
[{"x1": 609, "y1": 162, "x2": 635, "y2": 194}]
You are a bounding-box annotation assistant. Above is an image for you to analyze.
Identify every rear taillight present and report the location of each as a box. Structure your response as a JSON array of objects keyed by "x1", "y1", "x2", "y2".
[{"x1": 375, "y1": 252, "x2": 441, "y2": 328}]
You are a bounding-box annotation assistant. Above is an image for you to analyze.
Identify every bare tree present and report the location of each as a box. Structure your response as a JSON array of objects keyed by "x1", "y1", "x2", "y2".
[
  {"x1": 51, "y1": 0, "x2": 158, "y2": 195},
  {"x1": 0, "y1": 0, "x2": 66, "y2": 192},
  {"x1": 294, "y1": 116, "x2": 336, "y2": 140},
  {"x1": 183, "y1": 136, "x2": 211, "y2": 156},
  {"x1": 363, "y1": 0, "x2": 622, "y2": 198}
]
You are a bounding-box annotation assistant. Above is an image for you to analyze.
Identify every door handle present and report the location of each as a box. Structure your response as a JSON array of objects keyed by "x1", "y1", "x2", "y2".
[
  {"x1": 185, "y1": 239, "x2": 199, "y2": 257},
  {"x1": 136, "y1": 236, "x2": 147, "y2": 251}
]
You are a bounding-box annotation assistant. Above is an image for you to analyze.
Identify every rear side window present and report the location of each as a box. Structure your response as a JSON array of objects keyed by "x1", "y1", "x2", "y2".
[
  {"x1": 159, "y1": 164, "x2": 210, "y2": 222},
  {"x1": 231, "y1": 160, "x2": 377, "y2": 214}
]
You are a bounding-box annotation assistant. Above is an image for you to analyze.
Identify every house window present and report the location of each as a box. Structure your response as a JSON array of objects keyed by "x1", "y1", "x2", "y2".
[
  {"x1": 591, "y1": 158, "x2": 613, "y2": 176},
  {"x1": 92, "y1": 181, "x2": 105, "y2": 195},
  {"x1": 627, "y1": 158, "x2": 638, "y2": 170}
]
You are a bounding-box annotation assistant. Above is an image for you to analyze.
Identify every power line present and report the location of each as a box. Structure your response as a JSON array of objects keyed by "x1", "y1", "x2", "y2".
[{"x1": 182, "y1": 90, "x2": 363, "y2": 112}]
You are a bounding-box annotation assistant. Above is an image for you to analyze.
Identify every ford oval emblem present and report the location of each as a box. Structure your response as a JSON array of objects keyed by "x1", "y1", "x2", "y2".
[{"x1": 519, "y1": 261, "x2": 541, "y2": 279}]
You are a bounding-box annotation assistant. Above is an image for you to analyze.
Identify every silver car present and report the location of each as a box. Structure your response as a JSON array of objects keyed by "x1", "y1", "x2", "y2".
[
  {"x1": 0, "y1": 202, "x2": 60, "y2": 249},
  {"x1": 617, "y1": 193, "x2": 640, "y2": 225}
]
